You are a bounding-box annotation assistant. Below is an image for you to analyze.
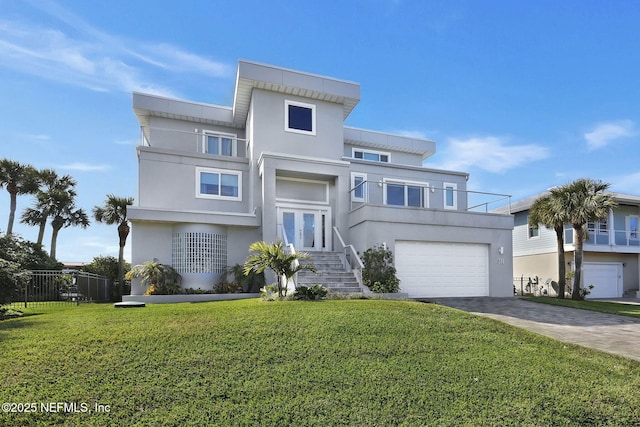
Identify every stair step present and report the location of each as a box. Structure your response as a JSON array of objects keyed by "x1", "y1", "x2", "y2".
[{"x1": 296, "y1": 252, "x2": 362, "y2": 294}]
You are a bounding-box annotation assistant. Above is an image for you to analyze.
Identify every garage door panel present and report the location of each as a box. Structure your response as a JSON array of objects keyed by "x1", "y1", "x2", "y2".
[
  {"x1": 583, "y1": 263, "x2": 621, "y2": 299},
  {"x1": 396, "y1": 241, "x2": 489, "y2": 298}
]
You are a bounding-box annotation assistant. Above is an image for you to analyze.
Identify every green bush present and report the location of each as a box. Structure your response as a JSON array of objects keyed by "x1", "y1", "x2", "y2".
[
  {"x1": 213, "y1": 281, "x2": 243, "y2": 294},
  {"x1": 361, "y1": 244, "x2": 400, "y2": 293},
  {"x1": 293, "y1": 284, "x2": 328, "y2": 301},
  {"x1": 0, "y1": 258, "x2": 30, "y2": 305},
  {"x1": 259, "y1": 284, "x2": 279, "y2": 301}
]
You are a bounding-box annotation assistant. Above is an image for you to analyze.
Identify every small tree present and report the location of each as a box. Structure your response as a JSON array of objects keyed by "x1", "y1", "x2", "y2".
[
  {"x1": 82, "y1": 256, "x2": 131, "y2": 301},
  {"x1": 244, "y1": 241, "x2": 315, "y2": 299},
  {"x1": 125, "y1": 259, "x2": 181, "y2": 295},
  {"x1": 362, "y1": 244, "x2": 400, "y2": 293}
]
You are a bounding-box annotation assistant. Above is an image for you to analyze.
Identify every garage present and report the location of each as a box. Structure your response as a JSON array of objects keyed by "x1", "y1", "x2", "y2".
[
  {"x1": 395, "y1": 241, "x2": 489, "y2": 298},
  {"x1": 582, "y1": 262, "x2": 622, "y2": 299}
]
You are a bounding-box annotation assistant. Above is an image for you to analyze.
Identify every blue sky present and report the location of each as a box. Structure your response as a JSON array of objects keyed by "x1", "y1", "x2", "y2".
[{"x1": 1, "y1": 0, "x2": 639, "y2": 263}]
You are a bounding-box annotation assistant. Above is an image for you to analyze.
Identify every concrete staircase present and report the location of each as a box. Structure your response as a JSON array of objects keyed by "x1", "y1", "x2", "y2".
[{"x1": 297, "y1": 252, "x2": 363, "y2": 294}]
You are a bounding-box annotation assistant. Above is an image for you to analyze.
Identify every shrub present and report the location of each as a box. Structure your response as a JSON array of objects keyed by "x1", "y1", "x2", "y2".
[
  {"x1": 125, "y1": 259, "x2": 181, "y2": 295},
  {"x1": 213, "y1": 281, "x2": 243, "y2": 294},
  {"x1": 0, "y1": 258, "x2": 30, "y2": 305},
  {"x1": 260, "y1": 284, "x2": 279, "y2": 301},
  {"x1": 293, "y1": 285, "x2": 328, "y2": 301},
  {"x1": 361, "y1": 244, "x2": 400, "y2": 293}
]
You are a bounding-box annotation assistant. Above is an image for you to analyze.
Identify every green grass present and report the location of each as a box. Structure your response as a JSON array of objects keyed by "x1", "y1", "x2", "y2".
[
  {"x1": 1, "y1": 299, "x2": 640, "y2": 426},
  {"x1": 529, "y1": 296, "x2": 640, "y2": 318}
]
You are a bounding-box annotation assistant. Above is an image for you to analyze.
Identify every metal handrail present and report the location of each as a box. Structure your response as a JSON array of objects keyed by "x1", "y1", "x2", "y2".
[
  {"x1": 332, "y1": 226, "x2": 364, "y2": 289},
  {"x1": 349, "y1": 179, "x2": 511, "y2": 213}
]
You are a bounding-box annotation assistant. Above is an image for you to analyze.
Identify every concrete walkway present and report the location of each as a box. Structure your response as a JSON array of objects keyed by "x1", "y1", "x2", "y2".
[{"x1": 426, "y1": 297, "x2": 640, "y2": 363}]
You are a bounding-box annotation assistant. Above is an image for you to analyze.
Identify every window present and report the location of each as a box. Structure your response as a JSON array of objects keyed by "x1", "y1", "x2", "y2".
[
  {"x1": 285, "y1": 100, "x2": 316, "y2": 135},
  {"x1": 527, "y1": 216, "x2": 539, "y2": 239},
  {"x1": 629, "y1": 216, "x2": 639, "y2": 240},
  {"x1": 352, "y1": 148, "x2": 390, "y2": 163},
  {"x1": 444, "y1": 183, "x2": 458, "y2": 210},
  {"x1": 203, "y1": 131, "x2": 236, "y2": 156},
  {"x1": 384, "y1": 179, "x2": 427, "y2": 207},
  {"x1": 588, "y1": 220, "x2": 608, "y2": 234},
  {"x1": 196, "y1": 167, "x2": 241, "y2": 200},
  {"x1": 351, "y1": 173, "x2": 367, "y2": 202}
]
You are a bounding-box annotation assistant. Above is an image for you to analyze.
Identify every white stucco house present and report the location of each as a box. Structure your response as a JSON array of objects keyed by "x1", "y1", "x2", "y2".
[
  {"x1": 505, "y1": 191, "x2": 640, "y2": 299},
  {"x1": 127, "y1": 60, "x2": 514, "y2": 298}
]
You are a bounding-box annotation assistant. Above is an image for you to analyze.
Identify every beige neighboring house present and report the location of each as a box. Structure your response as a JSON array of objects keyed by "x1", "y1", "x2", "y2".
[{"x1": 502, "y1": 192, "x2": 640, "y2": 299}]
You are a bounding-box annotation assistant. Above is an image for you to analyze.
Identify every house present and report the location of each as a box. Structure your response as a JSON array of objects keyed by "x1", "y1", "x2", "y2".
[
  {"x1": 505, "y1": 192, "x2": 640, "y2": 299},
  {"x1": 127, "y1": 60, "x2": 514, "y2": 298}
]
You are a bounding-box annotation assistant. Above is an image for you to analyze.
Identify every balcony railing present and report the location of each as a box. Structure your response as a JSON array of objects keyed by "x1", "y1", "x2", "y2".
[
  {"x1": 564, "y1": 226, "x2": 640, "y2": 247},
  {"x1": 139, "y1": 126, "x2": 248, "y2": 158},
  {"x1": 350, "y1": 180, "x2": 511, "y2": 213}
]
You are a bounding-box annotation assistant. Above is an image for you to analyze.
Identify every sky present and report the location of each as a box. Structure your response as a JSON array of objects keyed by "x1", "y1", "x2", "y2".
[{"x1": 1, "y1": 0, "x2": 639, "y2": 263}]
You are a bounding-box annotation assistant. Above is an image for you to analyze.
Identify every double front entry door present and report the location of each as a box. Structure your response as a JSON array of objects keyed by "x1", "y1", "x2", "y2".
[{"x1": 278, "y1": 207, "x2": 330, "y2": 251}]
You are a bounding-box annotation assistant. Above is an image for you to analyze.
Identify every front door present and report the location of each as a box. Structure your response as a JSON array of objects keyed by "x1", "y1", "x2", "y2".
[{"x1": 278, "y1": 207, "x2": 330, "y2": 251}]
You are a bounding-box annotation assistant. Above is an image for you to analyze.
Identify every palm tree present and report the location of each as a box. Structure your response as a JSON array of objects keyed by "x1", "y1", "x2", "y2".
[
  {"x1": 49, "y1": 203, "x2": 90, "y2": 260},
  {"x1": 244, "y1": 240, "x2": 316, "y2": 299},
  {"x1": 93, "y1": 195, "x2": 134, "y2": 300},
  {"x1": 0, "y1": 159, "x2": 39, "y2": 234},
  {"x1": 529, "y1": 193, "x2": 570, "y2": 298},
  {"x1": 126, "y1": 259, "x2": 181, "y2": 295},
  {"x1": 551, "y1": 179, "x2": 617, "y2": 300},
  {"x1": 21, "y1": 170, "x2": 77, "y2": 245}
]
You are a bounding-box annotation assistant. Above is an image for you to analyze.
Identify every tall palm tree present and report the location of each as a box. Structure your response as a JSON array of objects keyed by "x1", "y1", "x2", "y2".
[
  {"x1": 244, "y1": 240, "x2": 316, "y2": 299},
  {"x1": 93, "y1": 195, "x2": 134, "y2": 300},
  {"x1": 529, "y1": 193, "x2": 570, "y2": 298},
  {"x1": 0, "y1": 159, "x2": 39, "y2": 234},
  {"x1": 551, "y1": 179, "x2": 617, "y2": 300},
  {"x1": 49, "y1": 203, "x2": 90, "y2": 260},
  {"x1": 21, "y1": 170, "x2": 77, "y2": 245}
]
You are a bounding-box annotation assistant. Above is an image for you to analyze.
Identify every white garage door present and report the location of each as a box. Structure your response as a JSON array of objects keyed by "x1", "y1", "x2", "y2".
[
  {"x1": 583, "y1": 262, "x2": 622, "y2": 299},
  {"x1": 395, "y1": 241, "x2": 489, "y2": 298}
]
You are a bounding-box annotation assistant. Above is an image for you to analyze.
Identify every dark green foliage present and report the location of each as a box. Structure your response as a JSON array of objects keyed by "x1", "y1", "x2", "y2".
[
  {"x1": 0, "y1": 233, "x2": 61, "y2": 270},
  {"x1": 82, "y1": 256, "x2": 131, "y2": 301},
  {"x1": 213, "y1": 281, "x2": 243, "y2": 294},
  {"x1": 0, "y1": 258, "x2": 30, "y2": 305},
  {"x1": 226, "y1": 263, "x2": 265, "y2": 293},
  {"x1": 293, "y1": 284, "x2": 328, "y2": 300},
  {"x1": 125, "y1": 259, "x2": 181, "y2": 295},
  {"x1": 361, "y1": 244, "x2": 400, "y2": 293}
]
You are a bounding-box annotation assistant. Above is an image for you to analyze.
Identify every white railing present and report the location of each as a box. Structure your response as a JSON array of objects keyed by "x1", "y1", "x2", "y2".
[
  {"x1": 332, "y1": 226, "x2": 364, "y2": 289},
  {"x1": 349, "y1": 180, "x2": 511, "y2": 213},
  {"x1": 564, "y1": 226, "x2": 640, "y2": 247},
  {"x1": 139, "y1": 126, "x2": 248, "y2": 157}
]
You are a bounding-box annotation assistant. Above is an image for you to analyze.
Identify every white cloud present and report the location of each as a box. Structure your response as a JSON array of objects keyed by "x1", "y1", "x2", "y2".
[
  {"x1": 58, "y1": 162, "x2": 110, "y2": 172},
  {"x1": 429, "y1": 136, "x2": 550, "y2": 174},
  {"x1": 584, "y1": 120, "x2": 635, "y2": 151},
  {"x1": 0, "y1": 1, "x2": 232, "y2": 96}
]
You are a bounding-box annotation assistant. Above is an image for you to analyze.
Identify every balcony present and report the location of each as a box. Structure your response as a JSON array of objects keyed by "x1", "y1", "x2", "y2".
[
  {"x1": 564, "y1": 226, "x2": 640, "y2": 250},
  {"x1": 139, "y1": 125, "x2": 247, "y2": 158},
  {"x1": 349, "y1": 180, "x2": 511, "y2": 213}
]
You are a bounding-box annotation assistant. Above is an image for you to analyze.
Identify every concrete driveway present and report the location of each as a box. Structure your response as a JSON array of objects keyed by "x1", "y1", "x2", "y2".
[{"x1": 426, "y1": 297, "x2": 640, "y2": 363}]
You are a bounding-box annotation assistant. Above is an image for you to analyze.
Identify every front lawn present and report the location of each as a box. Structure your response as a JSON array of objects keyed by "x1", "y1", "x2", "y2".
[
  {"x1": 529, "y1": 296, "x2": 640, "y2": 318},
  {"x1": 1, "y1": 299, "x2": 640, "y2": 426}
]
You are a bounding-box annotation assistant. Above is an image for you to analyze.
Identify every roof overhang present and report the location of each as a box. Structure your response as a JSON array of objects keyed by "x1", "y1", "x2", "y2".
[{"x1": 232, "y1": 60, "x2": 360, "y2": 127}]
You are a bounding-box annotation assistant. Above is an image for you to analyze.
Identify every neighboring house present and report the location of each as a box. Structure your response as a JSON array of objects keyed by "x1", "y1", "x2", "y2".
[
  {"x1": 505, "y1": 192, "x2": 640, "y2": 299},
  {"x1": 128, "y1": 60, "x2": 514, "y2": 298}
]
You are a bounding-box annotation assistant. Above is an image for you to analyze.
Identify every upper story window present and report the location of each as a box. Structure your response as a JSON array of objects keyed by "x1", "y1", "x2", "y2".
[
  {"x1": 628, "y1": 216, "x2": 639, "y2": 239},
  {"x1": 527, "y1": 216, "x2": 540, "y2": 239},
  {"x1": 203, "y1": 131, "x2": 236, "y2": 157},
  {"x1": 443, "y1": 183, "x2": 458, "y2": 210},
  {"x1": 587, "y1": 220, "x2": 608, "y2": 234},
  {"x1": 383, "y1": 179, "x2": 427, "y2": 208},
  {"x1": 196, "y1": 167, "x2": 241, "y2": 201},
  {"x1": 285, "y1": 100, "x2": 316, "y2": 135},
  {"x1": 351, "y1": 173, "x2": 367, "y2": 202},
  {"x1": 352, "y1": 148, "x2": 390, "y2": 163}
]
